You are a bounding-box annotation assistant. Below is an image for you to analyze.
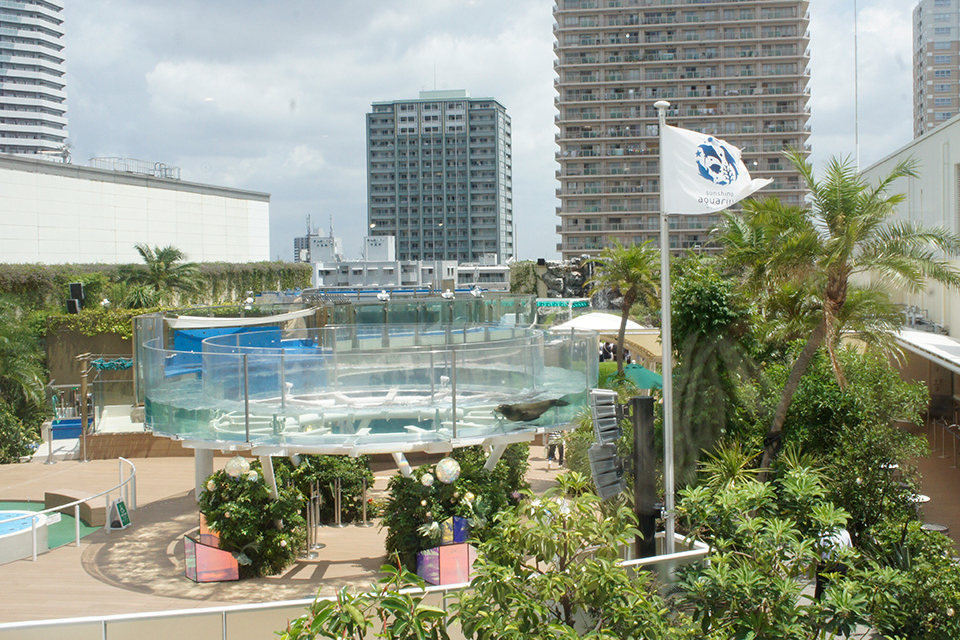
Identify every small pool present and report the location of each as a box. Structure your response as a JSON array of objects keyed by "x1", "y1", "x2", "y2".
[
  {"x1": 0, "y1": 510, "x2": 48, "y2": 565},
  {"x1": 0, "y1": 510, "x2": 35, "y2": 535},
  {"x1": 0, "y1": 502, "x2": 99, "y2": 552}
]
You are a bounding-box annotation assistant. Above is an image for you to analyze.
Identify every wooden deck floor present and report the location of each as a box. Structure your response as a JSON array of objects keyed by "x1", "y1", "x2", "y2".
[{"x1": 0, "y1": 432, "x2": 956, "y2": 626}]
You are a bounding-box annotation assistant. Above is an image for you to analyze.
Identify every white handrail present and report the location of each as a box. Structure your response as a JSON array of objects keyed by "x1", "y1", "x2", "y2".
[
  {"x1": 0, "y1": 533, "x2": 710, "y2": 639},
  {"x1": 0, "y1": 457, "x2": 137, "y2": 560}
]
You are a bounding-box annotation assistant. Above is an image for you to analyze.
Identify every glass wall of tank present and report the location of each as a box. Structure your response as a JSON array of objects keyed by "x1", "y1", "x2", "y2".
[
  {"x1": 133, "y1": 294, "x2": 536, "y2": 405},
  {"x1": 140, "y1": 324, "x2": 596, "y2": 452}
]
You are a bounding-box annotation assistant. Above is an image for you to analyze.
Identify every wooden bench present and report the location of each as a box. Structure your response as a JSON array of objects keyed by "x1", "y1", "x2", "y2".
[{"x1": 44, "y1": 490, "x2": 106, "y2": 527}]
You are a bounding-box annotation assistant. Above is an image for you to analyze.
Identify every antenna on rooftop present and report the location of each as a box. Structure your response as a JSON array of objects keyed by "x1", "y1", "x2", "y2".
[
  {"x1": 306, "y1": 214, "x2": 311, "y2": 235},
  {"x1": 329, "y1": 214, "x2": 334, "y2": 238}
]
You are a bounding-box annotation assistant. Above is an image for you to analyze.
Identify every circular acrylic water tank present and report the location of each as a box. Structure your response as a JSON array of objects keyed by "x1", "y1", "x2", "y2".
[
  {"x1": 141, "y1": 323, "x2": 599, "y2": 456},
  {"x1": 0, "y1": 511, "x2": 48, "y2": 565}
]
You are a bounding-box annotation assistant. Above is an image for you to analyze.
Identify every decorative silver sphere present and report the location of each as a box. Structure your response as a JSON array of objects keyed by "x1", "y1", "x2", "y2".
[
  {"x1": 435, "y1": 457, "x2": 461, "y2": 484},
  {"x1": 224, "y1": 455, "x2": 250, "y2": 478},
  {"x1": 421, "y1": 472, "x2": 435, "y2": 487}
]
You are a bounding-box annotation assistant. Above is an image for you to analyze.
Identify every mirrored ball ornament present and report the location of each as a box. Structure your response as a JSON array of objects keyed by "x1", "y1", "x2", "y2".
[
  {"x1": 435, "y1": 457, "x2": 461, "y2": 484},
  {"x1": 224, "y1": 455, "x2": 250, "y2": 478},
  {"x1": 421, "y1": 472, "x2": 435, "y2": 487}
]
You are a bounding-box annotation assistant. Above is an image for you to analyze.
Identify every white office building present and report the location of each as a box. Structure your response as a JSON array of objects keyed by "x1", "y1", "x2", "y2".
[
  {"x1": 0, "y1": 1, "x2": 69, "y2": 158},
  {"x1": 0, "y1": 154, "x2": 270, "y2": 263}
]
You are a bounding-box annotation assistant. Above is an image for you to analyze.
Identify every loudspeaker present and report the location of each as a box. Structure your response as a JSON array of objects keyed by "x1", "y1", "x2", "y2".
[
  {"x1": 69, "y1": 282, "x2": 85, "y2": 304},
  {"x1": 590, "y1": 389, "x2": 621, "y2": 444},
  {"x1": 66, "y1": 299, "x2": 80, "y2": 314},
  {"x1": 588, "y1": 442, "x2": 625, "y2": 501}
]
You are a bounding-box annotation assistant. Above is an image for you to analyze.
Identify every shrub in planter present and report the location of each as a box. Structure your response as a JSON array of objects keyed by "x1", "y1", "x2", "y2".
[
  {"x1": 199, "y1": 459, "x2": 306, "y2": 578},
  {"x1": 284, "y1": 454, "x2": 375, "y2": 523},
  {"x1": 382, "y1": 444, "x2": 529, "y2": 571}
]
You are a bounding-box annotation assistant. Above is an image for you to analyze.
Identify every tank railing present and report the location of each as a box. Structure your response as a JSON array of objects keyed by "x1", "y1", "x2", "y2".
[
  {"x1": 199, "y1": 324, "x2": 541, "y2": 355},
  {"x1": 0, "y1": 457, "x2": 137, "y2": 561}
]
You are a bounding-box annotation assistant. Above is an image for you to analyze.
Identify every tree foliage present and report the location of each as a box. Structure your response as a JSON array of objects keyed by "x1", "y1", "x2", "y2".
[
  {"x1": 381, "y1": 445, "x2": 529, "y2": 571},
  {"x1": 587, "y1": 241, "x2": 660, "y2": 375},
  {"x1": 284, "y1": 454, "x2": 374, "y2": 524},
  {"x1": 198, "y1": 459, "x2": 306, "y2": 577},
  {"x1": 718, "y1": 152, "x2": 960, "y2": 471}
]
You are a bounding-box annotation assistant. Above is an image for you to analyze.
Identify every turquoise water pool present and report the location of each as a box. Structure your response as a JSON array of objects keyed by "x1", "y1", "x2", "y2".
[
  {"x1": 0, "y1": 502, "x2": 99, "y2": 548},
  {"x1": 0, "y1": 511, "x2": 33, "y2": 536}
]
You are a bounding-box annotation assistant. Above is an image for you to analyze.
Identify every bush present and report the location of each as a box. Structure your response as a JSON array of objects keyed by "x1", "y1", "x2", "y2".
[
  {"x1": 284, "y1": 455, "x2": 374, "y2": 523},
  {"x1": 0, "y1": 261, "x2": 312, "y2": 312},
  {"x1": 198, "y1": 459, "x2": 306, "y2": 577},
  {"x1": 382, "y1": 444, "x2": 529, "y2": 571},
  {"x1": 0, "y1": 399, "x2": 39, "y2": 463},
  {"x1": 860, "y1": 521, "x2": 960, "y2": 639}
]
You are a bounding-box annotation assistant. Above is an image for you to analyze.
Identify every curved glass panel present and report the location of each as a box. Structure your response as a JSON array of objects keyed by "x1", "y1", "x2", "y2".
[{"x1": 141, "y1": 323, "x2": 597, "y2": 454}]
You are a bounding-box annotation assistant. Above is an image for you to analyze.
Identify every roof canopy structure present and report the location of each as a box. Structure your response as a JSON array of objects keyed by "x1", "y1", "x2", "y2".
[{"x1": 551, "y1": 312, "x2": 662, "y2": 365}]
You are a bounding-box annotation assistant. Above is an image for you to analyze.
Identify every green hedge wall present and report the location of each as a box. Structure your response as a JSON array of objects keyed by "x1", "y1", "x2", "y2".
[{"x1": 0, "y1": 261, "x2": 312, "y2": 311}]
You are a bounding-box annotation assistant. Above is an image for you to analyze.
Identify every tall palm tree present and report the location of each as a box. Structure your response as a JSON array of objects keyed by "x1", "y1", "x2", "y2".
[
  {"x1": 120, "y1": 244, "x2": 202, "y2": 305},
  {"x1": 587, "y1": 241, "x2": 660, "y2": 376},
  {"x1": 720, "y1": 151, "x2": 960, "y2": 472}
]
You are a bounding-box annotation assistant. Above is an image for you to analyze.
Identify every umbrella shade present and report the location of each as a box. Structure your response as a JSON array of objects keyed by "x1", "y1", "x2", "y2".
[{"x1": 623, "y1": 363, "x2": 662, "y2": 389}]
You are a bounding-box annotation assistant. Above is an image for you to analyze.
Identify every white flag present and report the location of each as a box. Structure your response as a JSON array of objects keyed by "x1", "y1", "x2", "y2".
[{"x1": 661, "y1": 125, "x2": 773, "y2": 214}]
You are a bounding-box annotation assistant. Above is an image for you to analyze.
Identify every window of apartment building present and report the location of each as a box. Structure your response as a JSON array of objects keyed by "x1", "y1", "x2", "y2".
[
  {"x1": 935, "y1": 69, "x2": 953, "y2": 77},
  {"x1": 936, "y1": 97, "x2": 953, "y2": 106},
  {"x1": 936, "y1": 12, "x2": 952, "y2": 21},
  {"x1": 936, "y1": 40, "x2": 953, "y2": 49},
  {"x1": 936, "y1": 111, "x2": 954, "y2": 120},
  {"x1": 935, "y1": 27, "x2": 952, "y2": 36},
  {"x1": 935, "y1": 55, "x2": 953, "y2": 64},
  {"x1": 936, "y1": 83, "x2": 952, "y2": 91},
  {"x1": 936, "y1": 0, "x2": 951, "y2": 5}
]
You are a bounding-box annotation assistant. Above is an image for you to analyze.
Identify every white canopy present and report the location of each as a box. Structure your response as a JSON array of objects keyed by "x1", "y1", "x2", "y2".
[
  {"x1": 551, "y1": 311, "x2": 645, "y2": 333},
  {"x1": 165, "y1": 307, "x2": 318, "y2": 330},
  {"x1": 549, "y1": 312, "x2": 661, "y2": 364}
]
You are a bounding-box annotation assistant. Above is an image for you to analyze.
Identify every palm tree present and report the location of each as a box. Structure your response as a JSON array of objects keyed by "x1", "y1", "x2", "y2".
[
  {"x1": 119, "y1": 244, "x2": 202, "y2": 305},
  {"x1": 719, "y1": 151, "x2": 960, "y2": 472},
  {"x1": 587, "y1": 241, "x2": 660, "y2": 376}
]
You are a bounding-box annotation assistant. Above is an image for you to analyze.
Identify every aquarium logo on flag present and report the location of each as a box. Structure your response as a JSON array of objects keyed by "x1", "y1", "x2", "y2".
[
  {"x1": 696, "y1": 138, "x2": 739, "y2": 186},
  {"x1": 661, "y1": 125, "x2": 772, "y2": 214}
]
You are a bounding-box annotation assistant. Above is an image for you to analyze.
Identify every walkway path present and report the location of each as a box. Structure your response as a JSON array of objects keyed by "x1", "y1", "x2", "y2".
[
  {"x1": 0, "y1": 448, "x2": 563, "y2": 624},
  {"x1": 0, "y1": 424, "x2": 956, "y2": 626}
]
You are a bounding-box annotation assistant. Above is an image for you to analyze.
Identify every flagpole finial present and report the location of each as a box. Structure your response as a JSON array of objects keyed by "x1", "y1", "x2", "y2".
[{"x1": 654, "y1": 100, "x2": 670, "y2": 111}]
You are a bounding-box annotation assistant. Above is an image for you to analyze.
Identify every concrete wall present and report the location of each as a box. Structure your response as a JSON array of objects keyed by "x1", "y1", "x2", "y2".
[{"x1": 0, "y1": 155, "x2": 270, "y2": 264}]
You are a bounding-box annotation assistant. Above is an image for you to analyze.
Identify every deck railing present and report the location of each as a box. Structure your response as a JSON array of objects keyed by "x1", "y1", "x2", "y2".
[{"x1": 0, "y1": 457, "x2": 136, "y2": 561}]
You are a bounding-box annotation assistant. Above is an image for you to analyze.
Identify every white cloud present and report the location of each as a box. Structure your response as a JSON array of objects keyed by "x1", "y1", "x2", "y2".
[{"x1": 64, "y1": 0, "x2": 921, "y2": 261}]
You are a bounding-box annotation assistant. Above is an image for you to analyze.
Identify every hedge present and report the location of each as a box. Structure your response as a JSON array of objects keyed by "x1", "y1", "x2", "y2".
[{"x1": 0, "y1": 261, "x2": 313, "y2": 311}]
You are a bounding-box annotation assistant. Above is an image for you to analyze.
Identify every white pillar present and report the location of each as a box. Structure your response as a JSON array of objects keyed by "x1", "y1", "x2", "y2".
[{"x1": 194, "y1": 449, "x2": 214, "y2": 501}]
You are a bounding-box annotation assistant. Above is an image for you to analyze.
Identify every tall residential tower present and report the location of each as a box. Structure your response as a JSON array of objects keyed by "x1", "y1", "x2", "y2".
[
  {"x1": 554, "y1": 0, "x2": 811, "y2": 258},
  {"x1": 914, "y1": 0, "x2": 960, "y2": 137},
  {"x1": 366, "y1": 90, "x2": 513, "y2": 263},
  {"x1": 0, "y1": 1, "x2": 68, "y2": 158}
]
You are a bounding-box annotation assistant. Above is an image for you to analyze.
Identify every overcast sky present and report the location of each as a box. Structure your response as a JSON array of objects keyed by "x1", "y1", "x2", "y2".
[{"x1": 63, "y1": 0, "x2": 914, "y2": 262}]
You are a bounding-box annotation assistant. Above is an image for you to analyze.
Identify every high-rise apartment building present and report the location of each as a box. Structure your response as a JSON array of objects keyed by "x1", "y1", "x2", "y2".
[
  {"x1": 366, "y1": 90, "x2": 513, "y2": 263},
  {"x1": 554, "y1": 0, "x2": 811, "y2": 258},
  {"x1": 914, "y1": 0, "x2": 960, "y2": 137},
  {"x1": 0, "y1": 1, "x2": 68, "y2": 157}
]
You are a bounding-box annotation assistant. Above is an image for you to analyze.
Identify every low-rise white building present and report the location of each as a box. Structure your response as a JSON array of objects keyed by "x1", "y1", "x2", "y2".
[
  {"x1": 311, "y1": 235, "x2": 510, "y2": 291},
  {"x1": 862, "y1": 113, "x2": 960, "y2": 409},
  {"x1": 0, "y1": 154, "x2": 270, "y2": 264}
]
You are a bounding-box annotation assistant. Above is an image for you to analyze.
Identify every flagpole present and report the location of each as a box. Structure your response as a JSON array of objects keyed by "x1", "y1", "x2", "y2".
[{"x1": 654, "y1": 99, "x2": 675, "y2": 554}]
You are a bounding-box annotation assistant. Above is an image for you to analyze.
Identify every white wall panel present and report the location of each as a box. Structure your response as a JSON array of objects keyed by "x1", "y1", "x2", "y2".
[{"x1": 0, "y1": 164, "x2": 270, "y2": 264}]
